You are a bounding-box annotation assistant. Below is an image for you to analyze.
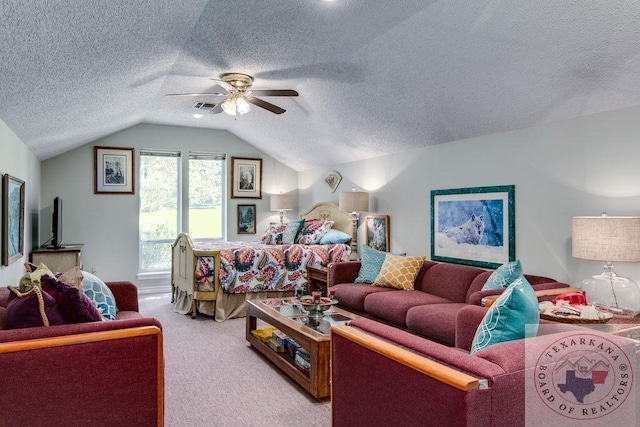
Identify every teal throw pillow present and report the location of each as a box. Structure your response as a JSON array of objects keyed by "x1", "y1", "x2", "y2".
[
  {"x1": 319, "y1": 228, "x2": 352, "y2": 244},
  {"x1": 283, "y1": 219, "x2": 305, "y2": 244},
  {"x1": 471, "y1": 275, "x2": 539, "y2": 354},
  {"x1": 355, "y1": 245, "x2": 388, "y2": 283},
  {"x1": 81, "y1": 271, "x2": 118, "y2": 320},
  {"x1": 482, "y1": 259, "x2": 523, "y2": 290}
]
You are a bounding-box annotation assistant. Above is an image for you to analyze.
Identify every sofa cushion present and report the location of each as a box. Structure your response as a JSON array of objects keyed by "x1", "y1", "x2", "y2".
[
  {"x1": 355, "y1": 245, "x2": 388, "y2": 283},
  {"x1": 81, "y1": 271, "x2": 118, "y2": 320},
  {"x1": 470, "y1": 276, "x2": 539, "y2": 353},
  {"x1": 405, "y1": 303, "x2": 468, "y2": 346},
  {"x1": 418, "y1": 263, "x2": 485, "y2": 303},
  {"x1": 364, "y1": 290, "x2": 452, "y2": 327},
  {"x1": 6, "y1": 286, "x2": 66, "y2": 328},
  {"x1": 482, "y1": 259, "x2": 522, "y2": 290},
  {"x1": 333, "y1": 283, "x2": 396, "y2": 312},
  {"x1": 41, "y1": 275, "x2": 103, "y2": 324},
  {"x1": 373, "y1": 255, "x2": 425, "y2": 290}
]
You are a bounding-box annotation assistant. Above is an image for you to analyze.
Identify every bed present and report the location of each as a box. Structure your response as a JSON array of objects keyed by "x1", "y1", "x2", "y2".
[{"x1": 171, "y1": 202, "x2": 353, "y2": 321}]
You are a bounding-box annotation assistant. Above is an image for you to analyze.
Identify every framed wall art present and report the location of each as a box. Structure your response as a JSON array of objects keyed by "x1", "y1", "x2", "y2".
[
  {"x1": 430, "y1": 185, "x2": 515, "y2": 268},
  {"x1": 231, "y1": 157, "x2": 262, "y2": 199},
  {"x1": 94, "y1": 146, "x2": 135, "y2": 194},
  {"x1": 365, "y1": 214, "x2": 390, "y2": 252},
  {"x1": 2, "y1": 174, "x2": 25, "y2": 266},
  {"x1": 324, "y1": 170, "x2": 342, "y2": 193},
  {"x1": 237, "y1": 204, "x2": 257, "y2": 234}
]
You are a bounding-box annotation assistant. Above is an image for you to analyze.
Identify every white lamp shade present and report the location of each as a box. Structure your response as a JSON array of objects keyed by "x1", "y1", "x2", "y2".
[
  {"x1": 572, "y1": 216, "x2": 640, "y2": 262},
  {"x1": 270, "y1": 194, "x2": 293, "y2": 211},
  {"x1": 339, "y1": 191, "x2": 369, "y2": 213}
]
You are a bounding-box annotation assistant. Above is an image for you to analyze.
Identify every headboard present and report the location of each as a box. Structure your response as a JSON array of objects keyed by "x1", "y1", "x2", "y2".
[{"x1": 300, "y1": 202, "x2": 352, "y2": 236}]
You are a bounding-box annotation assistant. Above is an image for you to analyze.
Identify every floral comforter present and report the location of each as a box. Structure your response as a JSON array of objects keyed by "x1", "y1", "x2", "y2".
[{"x1": 193, "y1": 241, "x2": 350, "y2": 293}]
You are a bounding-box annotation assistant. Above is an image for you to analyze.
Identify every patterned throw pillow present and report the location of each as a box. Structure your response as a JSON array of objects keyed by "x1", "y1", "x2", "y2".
[
  {"x1": 372, "y1": 254, "x2": 425, "y2": 290},
  {"x1": 482, "y1": 259, "x2": 523, "y2": 290},
  {"x1": 296, "y1": 219, "x2": 334, "y2": 245},
  {"x1": 81, "y1": 271, "x2": 118, "y2": 320},
  {"x1": 355, "y1": 245, "x2": 388, "y2": 283},
  {"x1": 319, "y1": 228, "x2": 352, "y2": 244},
  {"x1": 260, "y1": 223, "x2": 287, "y2": 245},
  {"x1": 471, "y1": 275, "x2": 539, "y2": 354},
  {"x1": 282, "y1": 219, "x2": 305, "y2": 244}
]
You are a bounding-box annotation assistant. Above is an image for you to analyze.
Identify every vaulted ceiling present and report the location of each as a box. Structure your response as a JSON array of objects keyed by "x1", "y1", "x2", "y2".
[{"x1": 2, "y1": 1, "x2": 640, "y2": 171}]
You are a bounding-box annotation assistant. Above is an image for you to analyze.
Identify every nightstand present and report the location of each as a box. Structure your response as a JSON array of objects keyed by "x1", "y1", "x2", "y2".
[{"x1": 307, "y1": 265, "x2": 329, "y2": 295}]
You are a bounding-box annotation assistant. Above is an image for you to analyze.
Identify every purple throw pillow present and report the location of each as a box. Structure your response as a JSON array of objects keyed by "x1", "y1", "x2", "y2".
[
  {"x1": 41, "y1": 275, "x2": 102, "y2": 323},
  {"x1": 6, "y1": 287, "x2": 66, "y2": 329}
]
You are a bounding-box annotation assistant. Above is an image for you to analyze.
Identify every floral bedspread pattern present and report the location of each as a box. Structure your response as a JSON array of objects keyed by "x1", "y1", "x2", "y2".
[{"x1": 193, "y1": 241, "x2": 350, "y2": 293}]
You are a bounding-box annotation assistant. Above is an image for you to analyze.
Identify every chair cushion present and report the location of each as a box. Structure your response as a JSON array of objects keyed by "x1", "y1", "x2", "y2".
[
  {"x1": 373, "y1": 255, "x2": 425, "y2": 290},
  {"x1": 405, "y1": 303, "x2": 468, "y2": 346},
  {"x1": 333, "y1": 283, "x2": 396, "y2": 312},
  {"x1": 471, "y1": 275, "x2": 539, "y2": 353}
]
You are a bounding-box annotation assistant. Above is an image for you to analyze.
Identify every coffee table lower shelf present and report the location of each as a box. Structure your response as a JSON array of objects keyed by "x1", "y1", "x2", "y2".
[{"x1": 245, "y1": 300, "x2": 332, "y2": 400}]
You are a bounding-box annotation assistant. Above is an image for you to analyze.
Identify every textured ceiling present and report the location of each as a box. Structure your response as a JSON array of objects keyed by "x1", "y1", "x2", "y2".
[{"x1": 2, "y1": 1, "x2": 640, "y2": 171}]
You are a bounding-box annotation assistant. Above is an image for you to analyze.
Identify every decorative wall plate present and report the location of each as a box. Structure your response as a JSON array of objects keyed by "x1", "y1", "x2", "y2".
[{"x1": 324, "y1": 170, "x2": 342, "y2": 193}]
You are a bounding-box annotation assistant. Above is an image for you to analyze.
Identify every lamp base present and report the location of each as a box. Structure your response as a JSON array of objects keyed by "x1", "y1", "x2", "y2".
[{"x1": 578, "y1": 264, "x2": 640, "y2": 317}]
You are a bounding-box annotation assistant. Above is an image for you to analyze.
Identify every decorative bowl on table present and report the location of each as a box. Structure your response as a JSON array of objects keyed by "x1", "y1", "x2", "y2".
[
  {"x1": 538, "y1": 301, "x2": 613, "y2": 324},
  {"x1": 298, "y1": 295, "x2": 338, "y2": 313}
]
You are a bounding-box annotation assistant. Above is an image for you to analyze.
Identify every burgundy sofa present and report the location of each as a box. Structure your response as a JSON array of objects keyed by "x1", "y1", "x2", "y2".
[
  {"x1": 0, "y1": 281, "x2": 164, "y2": 426},
  {"x1": 328, "y1": 260, "x2": 569, "y2": 346}
]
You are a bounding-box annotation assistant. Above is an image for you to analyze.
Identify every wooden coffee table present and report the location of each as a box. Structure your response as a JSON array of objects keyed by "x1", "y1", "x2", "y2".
[{"x1": 245, "y1": 297, "x2": 358, "y2": 399}]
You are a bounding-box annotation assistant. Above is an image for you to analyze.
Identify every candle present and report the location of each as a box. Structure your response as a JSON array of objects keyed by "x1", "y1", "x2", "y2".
[
  {"x1": 312, "y1": 291, "x2": 321, "y2": 301},
  {"x1": 329, "y1": 288, "x2": 336, "y2": 299}
]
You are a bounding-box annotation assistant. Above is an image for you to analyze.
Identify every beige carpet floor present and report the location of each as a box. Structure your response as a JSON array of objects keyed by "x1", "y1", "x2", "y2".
[{"x1": 139, "y1": 293, "x2": 331, "y2": 427}]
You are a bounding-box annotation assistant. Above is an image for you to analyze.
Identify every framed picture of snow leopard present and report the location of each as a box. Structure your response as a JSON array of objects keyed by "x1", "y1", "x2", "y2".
[
  {"x1": 365, "y1": 215, "x2": 390, "y2": 252},
  {"x1": 430, "y1": 185, "x2": 515, "y2": 269}
]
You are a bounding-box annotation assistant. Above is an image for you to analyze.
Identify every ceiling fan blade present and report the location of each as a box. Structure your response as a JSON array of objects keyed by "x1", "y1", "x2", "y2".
[
  {"x1": 248, "y1": 97, "x2": 286, "y2": 114},
  {"x1": 165, "y1": 92, "x2": 226, "y2": 97},
  {"x1": 251, "y1": 89, "x2": 299, "y2": 97},
  {"x1": 211, "y1": 103, "x2": 223, "y2": 114},
  {"x1": 210, "y1": 78, "x2": 234, "y2": 92}
]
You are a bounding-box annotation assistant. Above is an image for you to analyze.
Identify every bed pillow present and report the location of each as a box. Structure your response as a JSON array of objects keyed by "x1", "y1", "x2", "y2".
[
  {"x1": 260, "y1": 223, "x2": 287, "y2": 245},
  {"x1": 319, "y1": 228, "x2": 351, "y2": 245},
  {"x1": 81, "y1": 271, "x2": 118, "y2": 320},
  {"x1": 471, "y1": 275, "x2": 539, "y2": 354},
  {"x1": 40, "y1": 275, "x2": 103, "y2": 324},
  {"x1": 296, "y1": 219, "x2": 334, "y2": 245},
  {"x1": 373, "y1": 254, "x2": 425, "y2": 290},
  {"x1": 282, "y1": 219, "x2": 305, "y2": 244},
  {"x1": 482, "y1": 259, "x2": 523, "y2": 290}
]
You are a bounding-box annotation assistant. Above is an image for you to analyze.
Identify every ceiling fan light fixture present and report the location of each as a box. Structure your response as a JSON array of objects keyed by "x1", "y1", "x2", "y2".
[
  {"x1": 236, "y1": 96, "x2": 251, "y2": 115},
  {"x1": 221, "y1": 94, "x2": 251, "y2": 116}
]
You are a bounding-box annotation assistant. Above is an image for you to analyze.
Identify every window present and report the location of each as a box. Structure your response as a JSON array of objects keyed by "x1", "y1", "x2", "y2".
[{"x1": 139, "y1": 150, "x2": 226, "y2": 272}]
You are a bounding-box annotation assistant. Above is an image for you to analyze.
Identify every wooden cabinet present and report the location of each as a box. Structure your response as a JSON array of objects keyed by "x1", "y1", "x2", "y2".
[
  {"x1": 31, "y1": 244, "x2": 83, "y2": 272},
  {"x1": 307, "y1": 265, "x2": 329, "y2": 295}
]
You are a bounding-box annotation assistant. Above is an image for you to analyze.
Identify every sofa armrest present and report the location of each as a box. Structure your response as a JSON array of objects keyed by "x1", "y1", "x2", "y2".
[
  {"x1": 106, "y1": 281, "x2": 139, "y2": 312},
  {"x1": 455, "y1": 305, "x2": 488, "y2": 351},
  {"x1": 328, "y1": 261, "x2": 361, "y2": 286}
]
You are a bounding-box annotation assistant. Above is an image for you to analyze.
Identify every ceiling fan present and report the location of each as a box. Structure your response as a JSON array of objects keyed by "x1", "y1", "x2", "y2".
[{"x1": 166, "y1": 72, "x2": 298, "y2": 116}]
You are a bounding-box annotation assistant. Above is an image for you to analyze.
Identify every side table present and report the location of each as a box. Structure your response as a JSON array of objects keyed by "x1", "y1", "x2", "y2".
[{"x1": 307, "y1": 265, "x2": 329, "y2": 295}]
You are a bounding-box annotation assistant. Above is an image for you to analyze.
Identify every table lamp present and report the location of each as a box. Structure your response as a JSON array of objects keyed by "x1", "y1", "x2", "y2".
[
  {"x1": 270, "y1": 193, "x2": 293, "y2": 224},
  {"x1": 339, "y1": 188, "x2": 369, "y2": 260},
  {"x1": 572, "y1": 214, "x2": 640, "y2": 316}
]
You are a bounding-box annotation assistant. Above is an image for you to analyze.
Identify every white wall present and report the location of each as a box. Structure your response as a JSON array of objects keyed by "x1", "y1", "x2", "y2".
[
  {"x1": 41, "y1": 124, "x2": 298, "y2": 289},
  {"x1": 299, "y1": 105, "x2": 640, "y2": 285},
  {"x1": 0, "y1": 119, "x2": 41, "y2": 286}
]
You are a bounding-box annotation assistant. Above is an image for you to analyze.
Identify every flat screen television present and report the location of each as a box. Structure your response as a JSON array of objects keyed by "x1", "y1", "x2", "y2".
[{"x1": 51, "y1": 197, "x2": 64, "y2": 249}]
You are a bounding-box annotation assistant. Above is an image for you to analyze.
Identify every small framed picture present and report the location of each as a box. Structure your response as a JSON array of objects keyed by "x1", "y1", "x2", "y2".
[
  {"x1": 94, "y1": 146, "x2": 135, "y2": 194},
  {"x1": 324, "y1": 170, "x2": 342, "y2": 193},
  {"x1": 431, "y1": 185, "x2": 515, "y2": 268},
  {"x1": 238, "y1": 204, "x2": 257, "y2": 234},
  {"x1": 2, "y1": 174, "x2": 25, "y2": 266},
  {"x1": 231, "y1": 157, "x2": 262, "y2": 199},
  {"x1": 365, "y1": 214, "x2": 390, "y2": 252}
]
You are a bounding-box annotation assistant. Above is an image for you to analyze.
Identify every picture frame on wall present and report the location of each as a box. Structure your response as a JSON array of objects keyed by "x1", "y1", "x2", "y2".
[
  {"x1": 431, "y1": 185, "x2": 515, "y2": 269},
  {"x1": 323, "y1": 170, "x2": 342, "y2": 193},
  {"x1": 2, "y1": 174, "x2": 25, "y2": 266},
  {"x1": 94, "y1": 146, "x2": 135, "y2": 194},
  {"x1": 365, "y1": 214, "x2": 390, "y2": 252},
  {"x1": 238, "y1": 204, "x2": 257, "y2": 234},
  {"x1": 231, "y1": 157, "x2": 262, "y2": 199}
]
